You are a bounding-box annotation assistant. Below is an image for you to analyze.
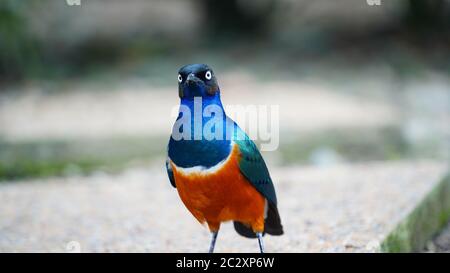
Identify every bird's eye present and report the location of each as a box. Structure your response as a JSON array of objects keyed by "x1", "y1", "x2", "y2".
[
  {"x1": 178, "y1": 74, "x2": 183, "y2": 83},
  {"x1": 205, "y1": 70, "x2": 212, "y2": 80}
]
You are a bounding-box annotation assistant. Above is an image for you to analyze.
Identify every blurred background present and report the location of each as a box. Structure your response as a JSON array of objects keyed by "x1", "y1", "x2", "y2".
[
  {"x1": 0, "y1": 0, "x2": 449, "y2": 252},
  {"x1": 1, "y1": 0, "x2": 449, "y2": 179}
]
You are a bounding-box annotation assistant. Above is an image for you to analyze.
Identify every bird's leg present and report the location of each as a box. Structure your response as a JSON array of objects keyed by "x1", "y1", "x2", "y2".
[
  {"x1": 209, "y1": 231, "x2": 219, "y2": 253},
  {"x1": 256, "y1": 232, "x2": 265, "y2": 253}
]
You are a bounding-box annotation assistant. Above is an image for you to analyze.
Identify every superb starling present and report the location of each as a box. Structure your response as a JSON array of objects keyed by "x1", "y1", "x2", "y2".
[{"x1": 166, "y1": 64, "x2": 283, "y2": 253}]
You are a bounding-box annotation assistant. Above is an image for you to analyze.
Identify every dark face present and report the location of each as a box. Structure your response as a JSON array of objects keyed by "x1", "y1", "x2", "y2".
[{"x1": 177, "y1": 64, "x2": 219, "y2": 99}]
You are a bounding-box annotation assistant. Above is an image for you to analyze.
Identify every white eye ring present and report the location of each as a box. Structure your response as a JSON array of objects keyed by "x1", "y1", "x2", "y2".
[
  {"x1": 177, "y1": 74, "x2": 183, "y2": 83},
  {"x1": 205, "y1": 70, "x2": 212, "y2": 80}
]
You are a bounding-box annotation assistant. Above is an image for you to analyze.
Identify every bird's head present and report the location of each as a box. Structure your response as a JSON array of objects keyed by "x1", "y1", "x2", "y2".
[{"x1": 177, "y1": 64, "x2": 219, "y2": 99}]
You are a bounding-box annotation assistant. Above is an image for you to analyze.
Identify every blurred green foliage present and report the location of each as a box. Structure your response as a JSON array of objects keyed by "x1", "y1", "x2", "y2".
[
  {"x1": 1, "y1": 126, "x2": 442, "y2": 181},
  {"x1": 381, "y1": 174, "x2": 450, "y2": 252},
  {"x1": 200, "y1": 0, "x2": 276, "y2": 39},
  {"x1": 277, "y1": 127, "x2": 410, "y2": 165},
  {"x1": 0, "y1": 0, "x2": 449, "y2": 83},
  {"x1": 405, "y1": 0, "x2": 450, "y2": 30},
  {"x1": 0, "y1": 0, "x2": 41, "y2": 82},
  {"x1": 0, "y1": 137, "x2": 165, "y2": 181}
]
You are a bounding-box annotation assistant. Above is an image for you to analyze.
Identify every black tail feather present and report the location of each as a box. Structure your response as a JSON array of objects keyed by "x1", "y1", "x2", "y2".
[
  {"x1": 265, "y1": 203, "x2": 284, "y2": 236},
  {"x1": 233, "y1": 221, "x2": 259, "y2": 238},
  {"x1": 233, "y1": 202, "x2": 283, "y2": 238}
]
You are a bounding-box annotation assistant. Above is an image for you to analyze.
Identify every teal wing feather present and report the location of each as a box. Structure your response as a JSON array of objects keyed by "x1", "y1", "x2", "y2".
[
  {"x1": 166, "y1": 142, "x2": 176, "y2": 188},
  {"x1": 233, "y1": 125, "x2": 283, "y2": 237},
  {"x1": 166, "y1": 140, "x2": 177, "y2": 188},
  {"x1": 166, "y1": 157, "x2": 176, "y2": 188},
  {"x1": 233, "y1": 128, "x2": 277, "y2": 205}
]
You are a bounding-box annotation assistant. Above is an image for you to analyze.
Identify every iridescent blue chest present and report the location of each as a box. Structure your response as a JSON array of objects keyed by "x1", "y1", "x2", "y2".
[{"x1": 168, "y1": 95, "x2": 233, "y2": 168}]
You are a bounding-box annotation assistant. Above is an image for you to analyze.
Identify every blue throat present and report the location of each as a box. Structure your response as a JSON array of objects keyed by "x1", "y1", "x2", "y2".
[{"x1": 168, "y1": 93, "x2": 233, "y2": 168}]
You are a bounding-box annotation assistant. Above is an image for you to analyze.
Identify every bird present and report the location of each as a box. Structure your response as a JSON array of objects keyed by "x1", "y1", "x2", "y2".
[{"x1": 166, "y1": 64, "x2": 283, "y2": 253}]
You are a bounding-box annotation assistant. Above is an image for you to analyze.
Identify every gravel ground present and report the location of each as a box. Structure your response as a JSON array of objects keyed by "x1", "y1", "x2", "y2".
[{"x1": 0, "y1": 160, "x2": 447, "y2": 253}]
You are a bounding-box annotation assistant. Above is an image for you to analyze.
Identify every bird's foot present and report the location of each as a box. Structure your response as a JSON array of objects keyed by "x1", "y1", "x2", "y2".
[
  {"x1": 256, "y1": 232, "x2": 265, "y2": 253},
  {"x1": 209, "y1": 231, "x2": 219, "y2": 253}
]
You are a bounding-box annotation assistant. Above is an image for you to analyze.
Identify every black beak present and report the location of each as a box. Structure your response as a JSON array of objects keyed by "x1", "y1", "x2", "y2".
[{"x1": 186, "y1": 73, "x2": 202, "y2": 85}]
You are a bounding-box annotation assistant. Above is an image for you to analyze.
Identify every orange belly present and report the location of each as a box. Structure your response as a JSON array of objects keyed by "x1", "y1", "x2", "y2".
[{"x1": 170, "y1": 143, "x2": 265, "y2": 233}]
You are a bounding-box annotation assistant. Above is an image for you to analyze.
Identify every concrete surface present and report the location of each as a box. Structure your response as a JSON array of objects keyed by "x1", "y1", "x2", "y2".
[{"x1": 0, "y1": 160, "x2": 447, "y2": 252}]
